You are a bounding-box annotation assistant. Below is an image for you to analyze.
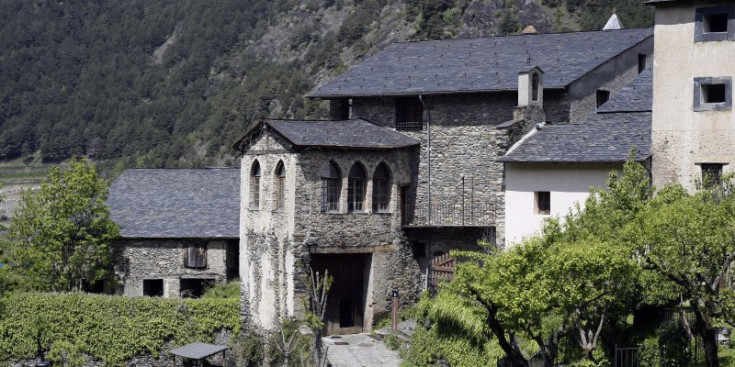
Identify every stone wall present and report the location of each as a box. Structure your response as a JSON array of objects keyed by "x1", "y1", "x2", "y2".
[
  {"x1": 568, "y1": 36, "x2": 654, "y2": 124},
  {"x1": 115, "y1": 238, "x2": 233, "y2": 298},
  {"x1": 352, "y1": 93, "x2": 545, "y2": 246},
  {"x1": 240, "y1": 128, "x2": 422, "y2": 331}
]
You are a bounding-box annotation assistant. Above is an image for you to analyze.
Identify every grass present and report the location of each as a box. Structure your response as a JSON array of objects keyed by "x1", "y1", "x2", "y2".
[{"x1": 201, "y1": 279, "x2": 240, "y2": 299}]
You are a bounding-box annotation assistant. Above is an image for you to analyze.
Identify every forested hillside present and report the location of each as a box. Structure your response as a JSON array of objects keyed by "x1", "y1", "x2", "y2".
[{"x1": 0, "y1": 0, "x2": 653, "y2": 170}]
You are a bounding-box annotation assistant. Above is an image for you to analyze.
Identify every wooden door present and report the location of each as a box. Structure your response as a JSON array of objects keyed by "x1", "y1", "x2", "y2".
[{"x1": 311, "y1": 254, "x2": 369, "y2": 335}]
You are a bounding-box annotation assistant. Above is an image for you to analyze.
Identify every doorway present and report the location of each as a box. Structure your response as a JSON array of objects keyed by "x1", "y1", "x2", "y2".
[{"x1": 311, "y1": 253, "x2": 371, "y2": 335}]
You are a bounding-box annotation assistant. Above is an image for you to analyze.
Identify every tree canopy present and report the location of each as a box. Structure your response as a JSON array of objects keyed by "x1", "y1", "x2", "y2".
[
  {"x1": 408, "y1": 155, "x2": 735, "y2": 367},
  {"x1": 4, "y1": 159, "x2": 119, "y2": 292}
]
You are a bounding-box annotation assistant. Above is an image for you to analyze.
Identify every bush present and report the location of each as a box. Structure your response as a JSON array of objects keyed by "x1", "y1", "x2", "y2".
[
  {"x1": 202, "y1": 279, "x2": 241, "y2": 299},
  {"x1": 0, "y1": 292, "x2": 240, "y2": 366},
  {"x1": 657, "y1": 321, "x2": 692, "y2": 367}
]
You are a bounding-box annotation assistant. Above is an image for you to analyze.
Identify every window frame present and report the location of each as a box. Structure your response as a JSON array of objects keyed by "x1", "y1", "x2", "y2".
[
  {"x1": 372, "y1": 163, "x2": 392, "y2": 213},
  {"x1": 693, "y1": 77, "x2": 732, "y2": 112},
  {"x1": 395, "y1": 97, "x2": 424, "y2": 131},
  {"x1": 535, "y1": 191, "x2": 551, "y2": 215},
  {"x1": 274, "y1": 161, "x2": 286, "y2": 212},
  {"x1": 694, "y1": 5, "x2": 735, "y2": 42},
  {"x1": 701, "y1": 163, "x2": 724, "y2": 189},
  {"x1": 250, "y1": 160, "x2": 261, "y2": 210},
  {"x1": 348, "y1": 163, "x2": 367, "y2": 212},
  {"x1": 321, "y1": 161, "x2": 341, "y2": 213}
]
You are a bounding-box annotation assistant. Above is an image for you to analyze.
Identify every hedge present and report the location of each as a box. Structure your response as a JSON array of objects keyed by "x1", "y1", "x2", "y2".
[{"x1": 0, "y1": 292, "x2": 241, "y2": 366}]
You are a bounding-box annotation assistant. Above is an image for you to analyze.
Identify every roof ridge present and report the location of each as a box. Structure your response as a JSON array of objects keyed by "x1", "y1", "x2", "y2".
[{"x1": 388, "y1": 27, "x2": 653, "y2": 46}]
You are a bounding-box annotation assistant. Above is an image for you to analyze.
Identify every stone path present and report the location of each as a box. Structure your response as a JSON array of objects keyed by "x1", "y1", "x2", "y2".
[{"x1": 323, "y1": 333, "x2": 401, "y2": 367}]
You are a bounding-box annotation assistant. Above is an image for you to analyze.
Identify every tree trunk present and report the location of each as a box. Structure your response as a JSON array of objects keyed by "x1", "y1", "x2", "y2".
[{"x1": 693, "y1": 307, "x2": 719, "y2": 367}]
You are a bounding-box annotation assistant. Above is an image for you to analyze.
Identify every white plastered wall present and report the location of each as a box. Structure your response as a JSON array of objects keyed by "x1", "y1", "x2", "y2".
[
  {"x1": 651, "y1": 3, "x2": 735, "y2": 191},
  {"x1": 504, "y1": 163, "x2": 620, "y2": 246}
]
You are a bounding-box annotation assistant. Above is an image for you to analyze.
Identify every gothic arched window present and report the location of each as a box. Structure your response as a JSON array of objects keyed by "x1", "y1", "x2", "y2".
[
  {"x1": 372, "y1": 163, "x2": 391, "y2": 212},
  {"x1": 320, "y1": 161, "x2": 341, "y2": 212}
]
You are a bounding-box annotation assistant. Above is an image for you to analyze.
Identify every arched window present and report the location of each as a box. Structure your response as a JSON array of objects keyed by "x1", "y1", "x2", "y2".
[
  {"x1": 348, "y1": 163, "x2": 367, "y2": 212},
  {"x1": 250, "y1": 160, "x2": 261, "y2": 209},
  {"x1": 274, "y1": 161, "x2": 285, "y2": 211},
  {"x1": 320, "y1": 161, "x2": 341, "y2": 212},
  {"x1": 531, "y1": 72, "x2": 539, "y2": 102},
  {"x1": 372, "y1": 163, "x2": 391, "y2": 212}
]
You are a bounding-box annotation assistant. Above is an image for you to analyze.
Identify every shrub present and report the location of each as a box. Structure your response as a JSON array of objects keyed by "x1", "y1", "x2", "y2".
[{"x1": 0, "y1": 292, "x2": 240, "y2": 366}]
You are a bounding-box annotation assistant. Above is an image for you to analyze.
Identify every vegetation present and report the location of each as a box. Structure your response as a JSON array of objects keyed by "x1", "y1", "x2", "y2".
[
  {"x1": 201, "y1": 279, "x2": 241, "y2": 299},
  {"x1": 0, "y1": 292, "x2": 239, "y2": 366},
  {"x1": 0, "y1": 0, "x2": 653, "y2": 170},
  {"x1": 407, "y1": 153, "x2": 735, "y2": 367},
  {"x1": 3, "y1": 158, "x2": 119, "y2": 292}
]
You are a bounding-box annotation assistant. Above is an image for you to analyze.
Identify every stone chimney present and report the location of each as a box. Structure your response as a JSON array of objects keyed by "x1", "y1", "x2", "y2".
[{"x1": 514, "y1": 66, "x2": 545, "y2": 124}]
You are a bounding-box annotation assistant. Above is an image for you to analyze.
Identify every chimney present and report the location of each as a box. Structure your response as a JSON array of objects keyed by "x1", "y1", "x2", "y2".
[{"x1": 517, "y1": 66, "x2": 544, "y2": 108}]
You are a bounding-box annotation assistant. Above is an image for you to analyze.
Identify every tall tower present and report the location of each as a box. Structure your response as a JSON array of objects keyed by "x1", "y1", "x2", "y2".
[{"x1": 650, "y1": 0, "x2": 735, "y2": 191}]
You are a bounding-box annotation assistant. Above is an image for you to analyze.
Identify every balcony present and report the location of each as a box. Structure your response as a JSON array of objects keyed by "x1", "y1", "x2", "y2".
[{"x1": 402, "y1": 201, "x2": 495, "y2": 227}]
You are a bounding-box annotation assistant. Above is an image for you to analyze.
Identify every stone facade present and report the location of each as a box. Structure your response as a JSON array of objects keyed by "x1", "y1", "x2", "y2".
[
  {"x1": 115, "y1": 238, "x2": 237, "y2": 298},
  {"x1": 238, "y1": 30, "x2": 655, "y2": 335},
  {"x1": 240, "y1": 127, "x2": 420, "y2": 332}
]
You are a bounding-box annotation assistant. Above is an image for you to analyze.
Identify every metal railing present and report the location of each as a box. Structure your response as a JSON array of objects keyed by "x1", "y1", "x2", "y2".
[
  {"x1": 396, "y1": 121, "x2": 423, "y2": 131},
  {"x1": 402, "y1": 201, "x2": 495, "y2": 227}
]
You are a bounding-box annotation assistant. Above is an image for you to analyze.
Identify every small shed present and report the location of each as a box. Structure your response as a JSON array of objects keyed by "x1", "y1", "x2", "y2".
[{"x1": 170, "y1": 342, "x2": 228, "y2": 367}]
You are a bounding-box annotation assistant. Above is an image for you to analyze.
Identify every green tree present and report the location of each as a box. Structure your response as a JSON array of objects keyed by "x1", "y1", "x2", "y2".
[
  {"x1": 4, "y1": 159, "x2": 119, "y2": 292},
  {"x1": 628, "y1": 184, "x2": 735, "y2": 367}
]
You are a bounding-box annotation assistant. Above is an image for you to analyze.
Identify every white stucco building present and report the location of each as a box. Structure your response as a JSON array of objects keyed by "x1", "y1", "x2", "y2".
[{"x1": 501, "y1": 68, "x2": 653, "y2": 245}]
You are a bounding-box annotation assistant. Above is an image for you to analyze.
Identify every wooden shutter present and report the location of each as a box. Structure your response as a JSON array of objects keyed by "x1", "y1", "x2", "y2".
[{"x1": 184, "y1": 242, "x2": 207, "y2": 268}]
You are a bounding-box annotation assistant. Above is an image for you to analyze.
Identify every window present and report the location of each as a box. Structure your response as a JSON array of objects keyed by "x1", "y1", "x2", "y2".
[
  {"x1": 321, "y1": 161, "x2": 341, "y2": 212},
  {"x1": 143, "y1": 279, "x2": 164, "y2": 297},
  {"x1": 531, "y1": 73, "x2": 540, "y2": 101},
  {"x1": 274, "y1": 161, "x2": 286, "y2": 211},
  {"x1": 694, "y1": 77, "x2": 732, "y2": 111},
  {"x1": 250, "y1": 160, "x2": 261, "y2": 209},
  {"x1": 695, "y1": 6, "x2": 734, "y2": 42},
  {"x1": 596, "y1": 90, "x2": 610, "y2": 108},
  {"x1": 184, "y1": 242, "x2": 207, "y2": 268},
  {"x1": 348, "y1": 163, "x2": 367, "y2": 212},
  {"x1": 703, "y1": 84, "x2": 726, "y2": 103},
  {"x1": 638, "y1": 54, "x2": 647, "y2": 73},
  {"x1": 372, "y1": 163, "x2": 391, "y2": 212},
  {"x1": 331, "y1": 99, "x2": 350, "y2": 120},
  {"x1": 535, "y1": 191, "x2": 550, "y2": 215},
  {"x1": 701, "y1": 163, "x2": 723, "y2": 188},
  {"x1": 396, "y1": 98, "x2": 423, "y2": 130}
]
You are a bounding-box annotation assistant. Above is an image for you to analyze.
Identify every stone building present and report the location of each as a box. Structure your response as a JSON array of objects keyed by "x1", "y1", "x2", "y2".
[
  {"x1": 238, "y1": 28, "x2": 655, "y2": 333},
  {"x1": 649, "y1": 0, "x2": 735, "y2": 191},
  {"x1": 108, "y1": 169, "x2": 240, "y2": 298},
  {"x1": 501, "y1": 67, "x2": 652, "y2": 245}
]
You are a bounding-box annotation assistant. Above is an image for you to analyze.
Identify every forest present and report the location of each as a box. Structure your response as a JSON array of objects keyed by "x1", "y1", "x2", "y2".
[{"x1": 0, "y1": 0, "x2": 653, "y2": 171}]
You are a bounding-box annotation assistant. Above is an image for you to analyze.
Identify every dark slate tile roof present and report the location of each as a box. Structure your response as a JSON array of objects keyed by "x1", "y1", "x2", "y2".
[
  {"x1": 501, "y1": 65, "x2": 652, "y2": 163},
  {"x1": 499, "y1": 113, "x2": 651, "y2": 163},
  {"x1": 266, "y1": 119, "x2": 419, "y2": 149},
  {"x1": 107, "y1": 169, "x2": 240, "y2": 238},
  {"x1": 309, "y1": 28, "x2": 653, "y2": 98},
  {"x1": 597, "y1": 67, "x2": 652, "y2": 113}
]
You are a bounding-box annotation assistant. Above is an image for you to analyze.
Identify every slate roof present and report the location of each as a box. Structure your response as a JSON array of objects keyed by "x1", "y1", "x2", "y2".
[
  {"x1": 309, "y1": 28, "x2": 653, "y2": 98},
  {"x1": 500, "y1": 68, "x2": 652, "y2": 163},
  {"x1": 598, "y1": 67, "x2": 652, "y2": 113},
  {"x1": 499, "y1": 115, "x2": 651, "y2": 163},
  {"x1": 264, "y1": 119, "x2": 420, "y2": 149},
  {"x1": 107, "y1": 169, "x2": 240, "y2": 238}
]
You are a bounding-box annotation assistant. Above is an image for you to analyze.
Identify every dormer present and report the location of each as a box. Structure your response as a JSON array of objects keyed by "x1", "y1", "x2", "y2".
[{"x1": 518, "y1": 66, "x2": 544, "y2": 108}]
